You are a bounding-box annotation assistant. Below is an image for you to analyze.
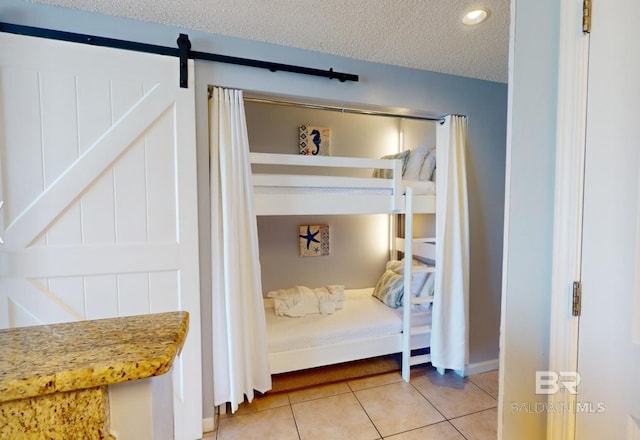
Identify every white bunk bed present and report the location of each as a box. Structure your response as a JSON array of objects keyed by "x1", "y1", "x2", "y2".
[
  {"x1": 252, "y1": 153, "x2": 437, "y2": 381},
  {"x1": 251, "y1": 152, "x2": 436, "y2": 215}
]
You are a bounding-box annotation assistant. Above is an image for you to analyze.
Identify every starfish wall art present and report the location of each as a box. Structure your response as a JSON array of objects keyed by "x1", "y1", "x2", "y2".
[{"x1": 299, "y1": 224, "x2": 330, "y2": 257}]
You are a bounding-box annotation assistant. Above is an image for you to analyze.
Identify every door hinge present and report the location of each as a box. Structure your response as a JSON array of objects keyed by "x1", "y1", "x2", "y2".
[
  {"x1": 572, "y1": 281, "x2": 582, "y2": 316},
  {"x1": 583, "y1": 0, "x2": 592, "y2": 33}
]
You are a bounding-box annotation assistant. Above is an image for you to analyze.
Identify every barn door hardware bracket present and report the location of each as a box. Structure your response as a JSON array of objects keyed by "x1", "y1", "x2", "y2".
[{"x1": 177, "y1": 33, "x2": 191, "y2": 88}]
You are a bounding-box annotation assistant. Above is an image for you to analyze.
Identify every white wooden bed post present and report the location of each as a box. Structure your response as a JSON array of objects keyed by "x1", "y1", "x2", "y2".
[{"x1": 401, "y1": 186, "x2": 415, "y2": 380}]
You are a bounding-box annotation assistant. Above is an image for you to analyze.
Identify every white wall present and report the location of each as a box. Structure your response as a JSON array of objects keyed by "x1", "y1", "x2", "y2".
[
  {"x1": 1, "y1": 0, "x2": 508, "y2": 425},
  {"x1": 499, "y1": 0, "x2": 560, "y2": 437}
]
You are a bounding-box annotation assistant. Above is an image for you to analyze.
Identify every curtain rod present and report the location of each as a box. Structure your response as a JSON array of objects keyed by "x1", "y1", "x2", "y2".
[
  {"x1": 0, "y1": 22, "x2": 359, "y2": 84},
  {"x1": 239, "y1": 95, "x2": 447, "y2": 123}
]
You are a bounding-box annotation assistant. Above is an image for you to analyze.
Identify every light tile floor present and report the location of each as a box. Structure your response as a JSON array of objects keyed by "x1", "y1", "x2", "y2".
[{"x1": 205, "y1": 366, "x2": 498, "y2": 440}]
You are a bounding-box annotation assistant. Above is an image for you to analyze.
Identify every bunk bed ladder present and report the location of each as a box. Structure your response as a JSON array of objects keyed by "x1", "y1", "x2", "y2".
[{"x1": 401, "y1": 187, "x2": 435, "y2": 381}]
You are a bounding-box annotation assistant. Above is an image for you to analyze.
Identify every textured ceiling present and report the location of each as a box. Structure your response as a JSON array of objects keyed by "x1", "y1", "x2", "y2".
[{"x1": 28, "y1": 0, "x2": 510, "y2": 83}]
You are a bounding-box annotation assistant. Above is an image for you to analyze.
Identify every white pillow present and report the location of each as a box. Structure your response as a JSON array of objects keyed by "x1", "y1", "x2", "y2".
[
  {"x1": 419, "y1": 152, "x2": 436, "y2": 181},
  {"x1": 402, "y1": 146, "x2": 429, "y2": 180},
  {"x1": 385, "y1": 259, "x2": 429, "y2": 296}
]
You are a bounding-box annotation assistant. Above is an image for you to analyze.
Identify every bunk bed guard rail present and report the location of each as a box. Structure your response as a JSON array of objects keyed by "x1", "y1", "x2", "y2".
[{"x1": 250, "y1": 152, "x2": 404, "y2": 215}]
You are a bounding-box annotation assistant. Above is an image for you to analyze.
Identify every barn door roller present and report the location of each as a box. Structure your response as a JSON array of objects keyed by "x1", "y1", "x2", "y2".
[{"x1": 177, "y1": 34, "x2": 191, "y2": 88}]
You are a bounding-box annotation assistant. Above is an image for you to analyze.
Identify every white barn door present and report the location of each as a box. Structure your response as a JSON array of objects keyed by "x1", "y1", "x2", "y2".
[{"x1": 0, "y1": 32, "x2": 202, "y2": 439}]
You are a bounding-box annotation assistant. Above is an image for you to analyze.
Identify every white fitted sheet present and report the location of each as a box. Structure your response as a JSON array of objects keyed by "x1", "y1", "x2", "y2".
[{"x1": 265, "y1": 287, "x2": 432, "y2": 353}]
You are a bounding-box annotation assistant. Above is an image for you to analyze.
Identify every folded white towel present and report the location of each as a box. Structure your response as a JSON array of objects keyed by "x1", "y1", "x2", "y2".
[{"x1": 267, "y1": 285, "x2": 345, "y2": 317}]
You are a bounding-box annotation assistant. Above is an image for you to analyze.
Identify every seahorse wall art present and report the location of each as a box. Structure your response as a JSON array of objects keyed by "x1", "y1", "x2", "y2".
[{"x1": 299, "y1": 125, "x2": 331, "y2": 156}]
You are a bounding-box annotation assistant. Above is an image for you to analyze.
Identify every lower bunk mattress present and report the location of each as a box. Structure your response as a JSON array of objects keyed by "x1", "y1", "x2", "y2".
[{"x1": 264, "y1": 287, "x2": 432, "y2": 355}]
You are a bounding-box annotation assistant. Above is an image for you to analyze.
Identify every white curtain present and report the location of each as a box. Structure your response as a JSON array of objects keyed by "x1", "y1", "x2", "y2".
[
  {"x1": 209, "y1": 87, "x2": 271, "y2": 412},
  {"x1": 431, "y1": 115, "x2": 470, "y2": 372}
]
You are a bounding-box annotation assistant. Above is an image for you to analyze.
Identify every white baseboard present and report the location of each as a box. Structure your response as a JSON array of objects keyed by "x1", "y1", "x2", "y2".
[
  {"x1": 202, "y1": 416, "x2": 215, "y2": 434},
  {"x1": 466, "y1": 358, "x2": 499, "y2": 376}
]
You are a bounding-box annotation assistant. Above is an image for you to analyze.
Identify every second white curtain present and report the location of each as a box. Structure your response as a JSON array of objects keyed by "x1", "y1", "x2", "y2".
[
  {"x1": 210, "y1": 87, "x2": 271, "y2": 413},
  {"x1": 431, "y1": 115, "x2": 470, "y2": 372}
]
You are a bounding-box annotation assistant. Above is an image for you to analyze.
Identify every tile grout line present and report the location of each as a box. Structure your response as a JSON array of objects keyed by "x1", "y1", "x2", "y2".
[
  {"x1": 408, "y1": 378, "x2": 449, "y2": 423},
  {"x1": 466, "y1": 379, "x2": 499, "y2": 406},
  {"x1": 287, "y1": 386, "x2": 353, "y2": 406},
  {"x1": 407, "y1": 371, "x2": 498, "y2": 440},
  {"x1": 450, "y1": 422, "x2": 471, "y2": 440},
  {"x1": 467, "y1": 377, "x2": 499, "y2": 401},
  {"x1": 407, "y1": 379, "x2": 492, "y2": 440},
  {"x1": 448, "y1": 406, "x2": 498, "y2": 422},
  {"x1": 352, "y1": 375, "x2": 459, "y2": 437},
  {"x1": 350, "y1": 387, "x2": 384, "y2": 440},
  {"x1": 288, "y1": 402, "x2": 303, "y2": 440},
  {"x1": 448, "y1": 407, "x2": 499, "y2": 440},
  {"x1": 467, "y1": 371, "x2": 499, "y2": 395}
]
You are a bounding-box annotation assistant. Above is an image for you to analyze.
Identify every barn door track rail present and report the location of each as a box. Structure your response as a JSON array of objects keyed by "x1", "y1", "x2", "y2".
[{"x1": 0, "y1": 22, "x2": 359, "y2": 86}]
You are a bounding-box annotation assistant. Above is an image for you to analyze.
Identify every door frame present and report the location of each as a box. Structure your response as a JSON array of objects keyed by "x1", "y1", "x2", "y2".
[{"x1": 547, "y1": 0, "x2": 591, "y2": 438}]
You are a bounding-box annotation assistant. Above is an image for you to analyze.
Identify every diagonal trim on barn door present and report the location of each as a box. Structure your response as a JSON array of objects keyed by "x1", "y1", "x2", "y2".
[
  {"x1": 2, "y1": 278, "x2": 81, "y2": 327},
  {"x1": 26, "y1": 278, "x2": 84, "y2": 321},
  {"x1": 3, "y1": 84, "x2": 178, "y2": 251},
  {"x1": 8, "y1": 243, "x2": 180, "y2": 278}
]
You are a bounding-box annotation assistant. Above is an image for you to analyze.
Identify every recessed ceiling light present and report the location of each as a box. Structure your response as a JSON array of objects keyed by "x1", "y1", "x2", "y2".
[{"x1": 462, "y1": 8, "x2": 489, "y2": 25}]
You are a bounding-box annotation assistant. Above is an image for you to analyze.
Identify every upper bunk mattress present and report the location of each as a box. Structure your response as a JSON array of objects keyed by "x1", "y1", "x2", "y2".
[{"x1": 264, "y1": 287, "x2": 432, "y2": 353}]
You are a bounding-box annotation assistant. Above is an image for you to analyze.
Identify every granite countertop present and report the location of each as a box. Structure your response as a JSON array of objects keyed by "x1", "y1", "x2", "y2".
[{"x1": 0, "y1": 311, "x2": 189, "y2": 403}]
